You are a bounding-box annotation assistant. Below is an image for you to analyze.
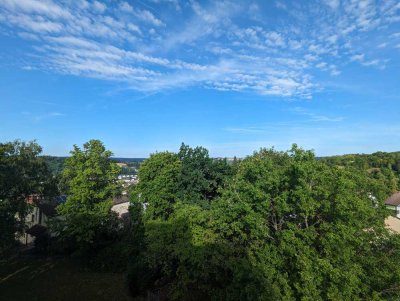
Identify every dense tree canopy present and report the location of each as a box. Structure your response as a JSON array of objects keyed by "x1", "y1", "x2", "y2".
[
  {"x1": 131, "y1": 144, "x2": 233, "y2": 219},
  {"x1": 321, "y1": 151, "x2": 400, "y2": 195},
  {"x1": 0, "y1": 140, "x2": 53, "y2": 254},
  {"x1": 42, "y1": 156, "x2": 66, "y2": 175},
  {"x1": 55, "y1": 140, "x2": 121, "y2": 249},
  {"x1": 132, "y1": 151, "x2": 181, "y2": 220},
  {"x1": 2, "y1": 139, "x2": 400, "y2": 300},
  {"x1": 128, "y1": 145, "x2": 400, "y2": 300},
  {"x1": 178, "y1": 143, "x2": 233, "y2": 204}
]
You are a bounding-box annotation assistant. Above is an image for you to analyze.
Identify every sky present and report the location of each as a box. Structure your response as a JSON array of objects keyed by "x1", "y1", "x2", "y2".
[{"x1": 0, "y1": 0, "x2": 399, "y2": 157}]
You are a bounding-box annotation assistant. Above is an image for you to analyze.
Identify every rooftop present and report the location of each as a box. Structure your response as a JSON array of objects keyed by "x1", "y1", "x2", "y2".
[{"x1": 385, "y1": 192, "x2": 400, "y2": 206}]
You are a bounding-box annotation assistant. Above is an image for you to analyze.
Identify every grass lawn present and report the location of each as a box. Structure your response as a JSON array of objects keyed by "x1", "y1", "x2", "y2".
[{"x1": 0, "y1": 256, "x2": 132, "y2": 301}]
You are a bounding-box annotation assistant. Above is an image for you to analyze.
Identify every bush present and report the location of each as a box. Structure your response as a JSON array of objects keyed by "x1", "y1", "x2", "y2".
[{"x1": 90, "y1": 238, "x2": 132, "y2": 272}]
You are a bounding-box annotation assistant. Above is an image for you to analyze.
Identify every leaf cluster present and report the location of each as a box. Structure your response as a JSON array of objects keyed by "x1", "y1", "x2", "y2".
[
  {"x1": 128, "y1": 144, "x2": 400, "y2": 300},
  {"x1": 55, "y1": 140, "x2": 122, "y2": 252},
  {"x1": 0, "y1": 140, "x2": 53, "y2": 254}
]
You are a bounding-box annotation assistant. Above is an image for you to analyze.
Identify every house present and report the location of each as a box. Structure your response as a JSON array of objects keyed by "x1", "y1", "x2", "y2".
[
  {"x1": 385, "y1": 192, "x2": 400, "y2": 218},
  {"x1": 19, "y1": 195, "x2": 65, "y2": 246},
  {"x1": 20, "y1": 203, "x2": 55, "y2": 245}
]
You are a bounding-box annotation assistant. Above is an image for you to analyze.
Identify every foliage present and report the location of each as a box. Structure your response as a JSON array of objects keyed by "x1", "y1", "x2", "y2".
[
  {"x1": 89, "y1": 237, "x2": 133, "y2": 272},
  {"x1": 132, "y1": 145, "x2": 233, "y2": 219},
  {"x1": 0, "y1": 140, "x2": 52, "y2": 255},
  {"x1": 42, "y1": 156, "x2": 145, "y2": 176},
  {"x1": 55, "y1": 140, "x2": 121, "y2": 253},
  {"x1": 128, "y1": 145, "x2": 400, "y2": 300},
  {"x1": 127, "y1": 144, "x2": 233, "y2": 298},
  {"x1": 206, "y1": 145, "x2": 397, "y2": 300},
  {"x1": 3, "y1": 139, "x2": 400, "y2": 300},
  {"x1": 321, "y1": 151, "x2": 400, "y2": 195},
  {"x1": 42, "y1": 156, "x2": 66, "y2": 175},
  {"x1": 178, "y1": 143, "x2": 233, "y2": 204},
  {"x1": 132, "y1": 152, "x2": 181, "y2": 220},
  {"x1": 0, "y1": 200, "x2": 18, "y2": 255}
]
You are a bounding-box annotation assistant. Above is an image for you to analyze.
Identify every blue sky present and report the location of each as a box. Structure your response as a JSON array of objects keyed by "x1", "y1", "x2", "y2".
[{"x1": 0, "y1": 0, "x2": 399, "y2": 157}]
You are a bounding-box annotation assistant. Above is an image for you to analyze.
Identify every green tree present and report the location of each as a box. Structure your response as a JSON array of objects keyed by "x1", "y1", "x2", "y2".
[
  {"x1": 132, "y1": 152, "x2": 181, "y2": 220},
  {"x1": 321, "y1": 150, "x2": 400, "y2": 194},
  {"x1": 128, "y1": 145, "x2": 400, "y2": 300},
  {"x1": 56, "y1": 140, "x2": 121, "y2": 250},
  {"x1": 0, "y1": 140, "x2": 52, "y2": 254},
  {"x1": 178, "y1": 143, "x2": 232, "y2": 205},
  {"x1": 208, "y1": 145, "x2": 399, "y2": 300}
]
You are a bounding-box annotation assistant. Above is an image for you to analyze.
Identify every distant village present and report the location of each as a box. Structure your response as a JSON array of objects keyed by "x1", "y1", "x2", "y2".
[{"x1": 115, "y1": 162, "x2": 139, "y2": 187}]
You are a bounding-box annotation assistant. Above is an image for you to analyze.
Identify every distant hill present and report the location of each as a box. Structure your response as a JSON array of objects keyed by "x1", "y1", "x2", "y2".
[
  {"x1": 320, "y1": 151, "x2": 400, "y2": 195},
  {"x1": 41, "y1": 156, "x2": 67, "y2": 175},
  {"x1": 320, "y1": 151, "x2": 400, "y2": 170},
  {"x1": 42, "y1": 156, "x2": 147, "y2": 175},
  {"x1": 110, "y1": 158, "x2": 146, "y2": 163}
]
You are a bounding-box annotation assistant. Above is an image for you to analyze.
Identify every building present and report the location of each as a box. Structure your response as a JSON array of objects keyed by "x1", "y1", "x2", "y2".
[
  {"x1": 385, "y1": 192, "x2": 400, "y2": 218},
  {"x1": 118, "y1": 174, "x2": 138, "y2": 189},
  {"x1": 19, "y1": 195, "x2": 66, "y2": 246}
]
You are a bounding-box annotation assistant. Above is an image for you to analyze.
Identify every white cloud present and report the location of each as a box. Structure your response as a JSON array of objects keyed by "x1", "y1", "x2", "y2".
[
  {"x1": 350, "y1": 54, "x2": 365, "y2": 62},
  {"x1": 0, "y1": 0, "x2": 397, "y2": 98},
  {"x1": 92, "y1": 1, "x2": 106, "y2": 13},
  {"x1": 119, "y1": 1, "x2": 134, "y2": 13},
  {"x1": 316, "y1": 62, "x2": 327, "y2": 69},
  {"x1": 361, "y1": 59, "x2": 380, "y2": 67},
  {"x1": 48, "y1": 36, "x2": 98, "y2": 49},
  {"x1": 275, "y1": 1, "x2": 287, "y2": 10},
  {"x1": 135, "y1": 9, "x2": 164, "y2": 26},
  {"x1": 22, "y1": 111, "x2": 65, "y2": 122},
  {"x1": 291, "y1": 107, "x2": 344, "y2": 122},
  {"x1": 149, "y1": 0, "x2": 181, "y2": 11},
  {"x1": 326, "y1": 34, "x2": 338, "y2": 44},
  {"x1": 330, "y1": 68, "x2": 341, "y2": 76},
  {"x1": 1, "y1": 14, "x2": 63, "y2": 32},
  {"x1": 265, "y1": 31, "x2": 286, "y2": 47},
  {"x1": 127, "y1": 23, "x2": 141, "y2": 33},
  {"x1": 1, "y1": 0, "x2": 72, "y2": 19},
  {"x1": 325, "y1": 0, "x2": 340, "y2": 10}
]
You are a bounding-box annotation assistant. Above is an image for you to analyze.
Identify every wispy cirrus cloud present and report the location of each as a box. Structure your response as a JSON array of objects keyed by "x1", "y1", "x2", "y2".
[
  {"x1": 223, "y1": 107, "x2": 343, "y2": 136},
  {"x1": 290, "y1": 107, "x2": 344, "y2": 122},
  {"x1": 217, "y1": 122, "x2": 400, "y2": 157},
  {"x1": 0, "y1": 0, "x2": 398, "y2": 98},
  {"x1": 22, "y1": 111, "x2": 65, "y2": 122}
]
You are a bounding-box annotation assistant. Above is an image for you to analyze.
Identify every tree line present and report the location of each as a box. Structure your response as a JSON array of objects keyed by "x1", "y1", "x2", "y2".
[
  {"x1": 1, "y1": 139, "x2": 400, "y2": 300},
  {"x1": 320, "y1": 151, "x2": 400, "y2": 195}
]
